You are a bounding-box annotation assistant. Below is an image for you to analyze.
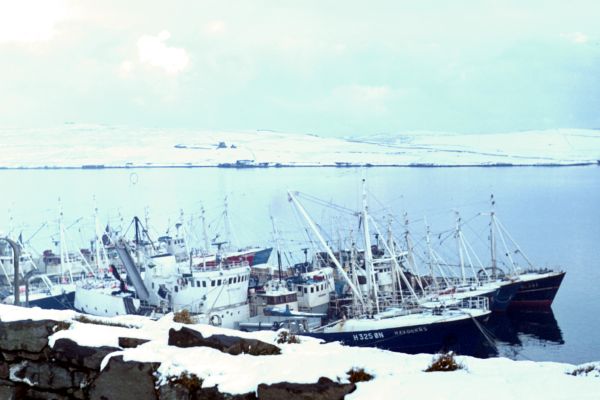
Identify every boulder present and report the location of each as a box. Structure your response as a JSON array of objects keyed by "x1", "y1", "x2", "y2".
[
  {"x1": 0, "y1": 361, "x2": 8, "y2": 379},
  {"x1": 0, "y1": 320, "x2": 61, "y2": 353},
  {"x1": 168, "y1": 327, "x2": 281, "y2": 356},
  {"x1": 158, "y1": 383, "x2": 257, "y2": 400},
  {"x1": 22, "y1": 388, "x2": 70, "y2": 400},
  {"x1": 52, "y1": 338, "x2": 119, "y2": 371},
  {"x1": 158, "y1": 383, "x2": 192, "y2": 400},
  {"x1": 118, "y1": 337, "x2": 150, "y2": 348},
  {"x1": 257, "y1": 377, "x2": 356, "y2": 400},
  {"x1": 88, "y1": 355, "x2": 159, "y2": 400},
  {"x1": 0, "y1": 385, "x2": 20, "y2": 400},
  {"x1": 10, "y1": 360, "x2": 74, "y2": 390}
]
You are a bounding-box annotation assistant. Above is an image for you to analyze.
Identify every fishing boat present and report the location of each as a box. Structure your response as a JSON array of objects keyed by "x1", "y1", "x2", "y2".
[
  {"x1": 2, "y1": 274, "x2": 77, "y2": 310},
  {"x1": 508, "y1": 270, "x2": 565, "y2": 308},
  {"x1": 288, "y1": 266, "x2": 336, "y2": 314},
  {"x1": 307, "y1": 299, "x2": 490, "y2": 355},
  {"x1": 485, "y1": 196, "x2": 565, "y2": 309},
  {"x1": 75, "y1": 236, "x2": 252, "y2": 329},
  {"x1": 249, "y1": 279, "x2": 298, "y2": 317},
  {"x1": 287, "y1": 186, "x2": 492, "y2": 355}
]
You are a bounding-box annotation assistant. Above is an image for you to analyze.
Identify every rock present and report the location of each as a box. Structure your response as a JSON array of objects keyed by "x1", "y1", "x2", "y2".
[
  {"x1": 168, "y1": 327, "x2": 281, "y2": 356},
  {"x1": 69, "y1": 387, "x2": 86, "y2": 400},
  {"x1": 196, "y1": 386, "x2": 257, "y2": 399},
  {"x1": 257, "y1": 377, "x2": 356, "y2": 400},
  {"x1": 10, "y1": 360, "x2": 74, "y2": 390},
  {"x1": 158, "y1": 384, "x2": 258, "y2": 400},
  {"x1": 88, "y1": 355, "x2": 159, "y2": 400},
  {"x1": 0, "y1": 385, "x2": 20, "y2": 400},
  {"x1": 1, "y1": 352, "x2": 17, "y2": 362},
  {"x1": 0, "y1": 361, "x2": 8, "y2": 379},
  {"x1": 0, "y1": 320, "x2": 61, "y2": 353},
  {"x1": 158, "y1": 383, "x2": 192, "y2": 400},
  {"x1": 17, "y1": 349, "x2": 51, "y2": 361},
  {"x1": 23, "y1": 388, "x2": 69, "y2": 400},
  {"x1": 52, "y1": 338, "x2": 119, "y2": 371},
  {"x1": 118, "y1": 337, "x2": 150, "y2": 348}
]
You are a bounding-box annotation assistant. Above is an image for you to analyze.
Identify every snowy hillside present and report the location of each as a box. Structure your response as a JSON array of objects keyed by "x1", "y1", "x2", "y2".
[{"x1": 0, "y1": 125, "x2": 599, "y2": 168}]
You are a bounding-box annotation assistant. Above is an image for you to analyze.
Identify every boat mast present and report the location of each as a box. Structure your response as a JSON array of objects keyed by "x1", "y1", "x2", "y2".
[
  {"x1": 424, "y1": 217, "x2": 439, "y2": 290},
  {"x1": 178, "y1": 208, "x2": 190, "y2": 257},
  {"x1": 368, "y1": 216, "x2": 420, "y2": 304},
  {"x1": 93, "y1": 199, "x2": 109, "y2": 273},
  {"x1": 223, "y1": 196, "x2": 233, "y2": 250},
  {"x1": 270, "y1": 215, "x2": 283, "y2": 281},
  {"x1": 403, "y1": 213, "x2": 424, "y2": 292},
  {"x1": 58, "y1": 199, "x2": 73, "y2": 282},
  {"x1": 361, "y1": 179, "x2": 379, "y2": 313},
  {"x1": 490, "y1": 194, "x2": 498, "y2": 278},
  {"x1": 287, "y1": 190, "x2": 366, "y2": 309},
  {"x1": 454, "y1": 211, "x2": 466, "y2": 285},
  {"x1": 386, "y1": 217, "x2": 398, "y2": 295}
]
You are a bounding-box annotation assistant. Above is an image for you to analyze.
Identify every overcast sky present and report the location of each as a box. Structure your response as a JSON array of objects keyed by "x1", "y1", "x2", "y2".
[{"x1": 0, "y1": 0, "x2": 598, "y2": 136}]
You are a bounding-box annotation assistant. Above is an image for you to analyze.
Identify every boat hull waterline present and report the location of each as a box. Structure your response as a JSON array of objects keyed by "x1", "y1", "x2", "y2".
[
  {"x1": 509, "y1": 271, "x2": 566, "y2": 309},
  {"x1": 304, "y1": 312, "x2": 491, "y2": 356}
]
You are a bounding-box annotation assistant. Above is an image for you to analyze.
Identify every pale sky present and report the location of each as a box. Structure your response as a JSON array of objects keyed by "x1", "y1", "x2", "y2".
[{"x1": 0, "y1": 0, "x2": 598, "y2": 136}]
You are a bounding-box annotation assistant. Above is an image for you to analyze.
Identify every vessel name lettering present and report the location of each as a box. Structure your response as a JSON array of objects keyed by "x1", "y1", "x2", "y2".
[{"x1": 393, "y1": 326, "x2": 428, "y2": 336}]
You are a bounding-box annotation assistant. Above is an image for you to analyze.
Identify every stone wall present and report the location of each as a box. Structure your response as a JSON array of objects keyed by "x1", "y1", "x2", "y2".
[{"x1": 0, "y1": 319, "x2": 356, "y2": 400}]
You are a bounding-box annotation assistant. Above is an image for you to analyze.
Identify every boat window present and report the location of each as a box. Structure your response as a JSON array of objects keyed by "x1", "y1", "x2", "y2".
[
  {"x1": 303, "y1": 287, "x2": 308, "y2": 294},
  {"x1": 310, "y1": 287, "x2": 314, "y2": 293},
  {"x1": 196, "y1": 281, "x2": 200, "y2": 287},
  {"x1": 203, "y1": 281, "x2": 206, "y2": 287},
  {"x1": 211, "y1": 280, "x2": 215, "y2": 287},
  {"x1": 228, "y1": 278, "x2": 233, "y2": 284},
  {"x1": 175, "y1": 286, "x2": 179, "y2": 292},
  {"x1": 217, "y1": 279, "x2": 221, "y2": 286}
]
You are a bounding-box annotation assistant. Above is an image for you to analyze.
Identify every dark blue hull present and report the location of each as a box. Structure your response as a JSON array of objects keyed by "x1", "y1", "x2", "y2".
[
  {"x1": 487, "y1": 281, "x2": 522, "y2": 312},
  {"x1": 509, "y1": 272, "x2": 565, "y2": 309},
  {"x1": 303, "y1": 314, "x2": 490, "y2": 356},
  {"x1": 27, "y1": 291, "x2": 76, "y2": 310}
]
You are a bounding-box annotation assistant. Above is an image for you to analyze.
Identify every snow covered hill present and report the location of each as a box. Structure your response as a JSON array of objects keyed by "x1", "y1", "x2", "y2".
[{"x1": 0, "y1": 125, "x2": 599, "y2": 168}]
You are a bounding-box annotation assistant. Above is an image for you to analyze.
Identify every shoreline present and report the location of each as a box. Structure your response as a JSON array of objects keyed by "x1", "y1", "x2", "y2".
[{"x1": 0, "y1": 161, "x2": 597, "y2": 171}]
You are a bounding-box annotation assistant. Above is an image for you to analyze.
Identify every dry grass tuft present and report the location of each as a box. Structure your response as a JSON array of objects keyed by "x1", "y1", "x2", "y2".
[
  {"x1": 73, "y1": 315, "x2": 134, "y2": 328},
  {"x1": 276, "y1": 330, "x2": 301, "y2": 344},
  {"x1": 569, "y1": 365, "x2": 599, "y2": 376},
  {"x1": 347, "y1": 367, "x2": 374, "y2": 383},
  {"x1": 173, "y1": 309, "x2": 195, "y2": 324},
  {"x1": 53, "y1": 321, "x2": 71, "y2": 332},
  {"x1": 425, "y1": 352, "x2": 463, "y2": 372},
  {"x1": 169, "y1": 372, "x2": 203, "y2": 392}
]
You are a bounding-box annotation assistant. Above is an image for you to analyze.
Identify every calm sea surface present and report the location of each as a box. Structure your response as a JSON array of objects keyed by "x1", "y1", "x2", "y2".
[{"x1": 1, "y1": 166, "x2": 598, "y2": 364}]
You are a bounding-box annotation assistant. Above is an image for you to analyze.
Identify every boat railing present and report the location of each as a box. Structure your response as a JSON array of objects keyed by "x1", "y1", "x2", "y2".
[
  {"x1": 193, "y1": 260, "x2": 250, "y2": 272},
  {"x1": 456, "y1": 296, "x2": 489, "y2": 311}
]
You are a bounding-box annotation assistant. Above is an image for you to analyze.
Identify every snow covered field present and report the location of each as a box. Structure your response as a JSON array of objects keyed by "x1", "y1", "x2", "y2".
[
  {"x1": 2, "y1": 304, "x2": 599, "y2": 399},
  {"x1": 1, "y1": 125, "x2": 599, "y2": 168}
]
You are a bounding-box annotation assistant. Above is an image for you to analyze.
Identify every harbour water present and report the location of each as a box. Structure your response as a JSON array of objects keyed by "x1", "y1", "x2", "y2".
[{"x1": 1, "y1": 166, "x2": 598, "y2": 364}]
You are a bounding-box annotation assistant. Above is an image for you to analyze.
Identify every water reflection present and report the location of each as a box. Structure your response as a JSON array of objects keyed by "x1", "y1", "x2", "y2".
[{"x1": 483, "y1": 309, "x2": 564, "y2": 359}]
